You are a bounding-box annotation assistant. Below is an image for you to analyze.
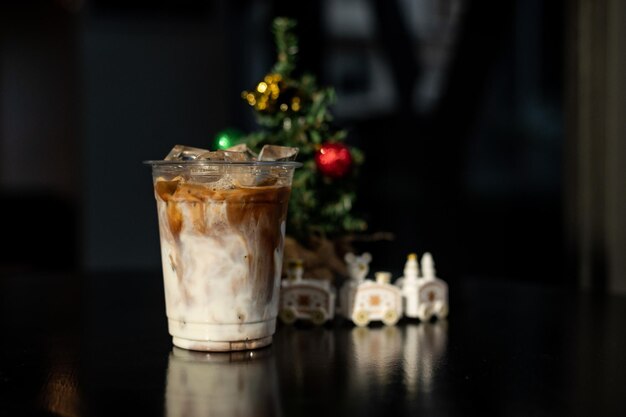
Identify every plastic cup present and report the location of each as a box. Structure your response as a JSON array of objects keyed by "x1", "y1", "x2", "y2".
[{"x1": 145, "y1": 160, "x2": 300, "y2": 351}]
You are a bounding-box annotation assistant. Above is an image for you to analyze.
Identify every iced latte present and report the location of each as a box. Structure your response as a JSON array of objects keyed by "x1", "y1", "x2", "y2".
[{"x1": 147, "y1": 145, "x2": 299, "y2": 351}]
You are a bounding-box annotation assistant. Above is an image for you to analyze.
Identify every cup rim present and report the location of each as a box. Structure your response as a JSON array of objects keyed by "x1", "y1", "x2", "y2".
[{"x1": 143, "y1": 160, "x2": 302, "y2": 168}]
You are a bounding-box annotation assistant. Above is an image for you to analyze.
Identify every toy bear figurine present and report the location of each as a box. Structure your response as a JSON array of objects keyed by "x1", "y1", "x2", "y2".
[{"x1": 344, "y1": 252, "x2": 371, "y2": 283}]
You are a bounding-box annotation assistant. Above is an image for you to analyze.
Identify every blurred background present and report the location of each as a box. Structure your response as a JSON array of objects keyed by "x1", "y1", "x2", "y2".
[{"x1": 1, "y1": 0, "x2": 624, "y2": 293}]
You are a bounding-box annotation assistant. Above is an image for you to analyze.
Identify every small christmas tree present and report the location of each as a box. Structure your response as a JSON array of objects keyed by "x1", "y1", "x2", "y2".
[{"x1": 241, "y1": 17, "x2": 366, "y2": 243}]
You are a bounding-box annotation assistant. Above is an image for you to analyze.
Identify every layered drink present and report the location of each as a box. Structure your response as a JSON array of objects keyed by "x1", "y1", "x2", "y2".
[{"x1": 147, "y1": 146, "x2": 299, "y2": 351}]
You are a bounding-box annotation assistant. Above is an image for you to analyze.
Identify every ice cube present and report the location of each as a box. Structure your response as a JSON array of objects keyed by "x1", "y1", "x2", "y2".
[
  {"x1": 252, "y1": 173, "x2": 278, "y2": 186},
  {"x1": 224, "y1": 151, "x2": 252, "y2": 162},
  {"x1": 226, "y1": 144, "x2": 258, "y2": 160},
  {"x1": 198, "y1": 151, "x2": 227, "y2": 161},
  {"x1": 225, "y1": 144, "x2": 249, "y2": 152},
  {"x1": 258, "y1": 145, "x2": 299, "y2": 161},
  {"x1": 165, "y1": 145, "x2": 210, "y2": 161},
  {"x1": 198, "y1": 145, "x2": 257, "y2": 162},
  {"x1": 230, "y1": 166, "x2": 278, "y2": 187}
]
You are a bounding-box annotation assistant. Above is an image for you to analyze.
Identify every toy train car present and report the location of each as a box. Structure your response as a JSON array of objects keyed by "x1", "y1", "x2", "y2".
[
  {"x1": 279, "y1": 279, "x2": 336, "y2": 325},
  {"x1": 395, "y1": 253, "x2": 449, "y2": 321},
  {"x1": 339, "y1": 273, "x2": 403, "y2": 327}
]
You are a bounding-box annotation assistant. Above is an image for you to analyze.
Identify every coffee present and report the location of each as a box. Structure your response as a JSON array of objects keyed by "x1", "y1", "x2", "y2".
[{"x1": 149, "y1": 160, "x2": 298, "y2": 351}]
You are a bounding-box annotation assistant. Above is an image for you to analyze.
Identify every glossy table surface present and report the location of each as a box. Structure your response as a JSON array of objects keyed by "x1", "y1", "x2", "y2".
[{"x1": 1, "y1": 272, "x2": 625, "y2": 417}]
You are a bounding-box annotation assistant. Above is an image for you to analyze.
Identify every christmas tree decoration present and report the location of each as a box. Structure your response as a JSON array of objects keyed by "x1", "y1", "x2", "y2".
[
  {"x1": 242, "y1": 73, "x2": 306, "y2": 115},
  {"x1": 315, "y1": 142, "x2": 353, "y2": 179},
  {"x1": 214, "y1": 128, "x2": 244, "y2": 150},
  {"x1": 241, "y1": 17, "x2": 366, "y2": 252}
]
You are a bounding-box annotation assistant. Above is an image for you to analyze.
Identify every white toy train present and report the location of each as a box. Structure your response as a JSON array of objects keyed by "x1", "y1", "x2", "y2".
[{"x1": 279, "y1": 252, "x2": 448, "y2": 326}]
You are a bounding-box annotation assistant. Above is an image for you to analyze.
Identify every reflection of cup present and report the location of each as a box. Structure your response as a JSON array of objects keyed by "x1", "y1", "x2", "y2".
[
  {"x1": 166, "y1": 347, "x2": 280, "y2": 417},
  {"x1": 147, "y1": 161, "x2": 299, "y2": 351}
]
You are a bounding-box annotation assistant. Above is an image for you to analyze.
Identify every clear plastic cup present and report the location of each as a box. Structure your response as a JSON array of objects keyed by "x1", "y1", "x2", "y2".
[{"x1": 145, "y1": 160, "x2": 300, "y2": 351}]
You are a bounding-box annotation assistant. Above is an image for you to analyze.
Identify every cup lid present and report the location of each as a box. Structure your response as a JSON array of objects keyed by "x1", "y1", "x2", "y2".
[{"x1": 143, "y1": 160, "x2": 302, "y2": 167}]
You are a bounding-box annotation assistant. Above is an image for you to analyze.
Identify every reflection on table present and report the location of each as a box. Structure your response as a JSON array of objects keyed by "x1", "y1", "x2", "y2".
[
  {"x1": 402, "y1": 321, "x2": 448, "y2": 393},
  {"x1": 348, "y1": 321, "x2": 448, "y2": 395},
  {"x1": 166, "y1": 347, "x2": 281, "y2": 417}
]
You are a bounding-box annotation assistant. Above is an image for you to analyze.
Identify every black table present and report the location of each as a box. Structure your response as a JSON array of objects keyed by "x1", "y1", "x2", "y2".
[{"x1": 1, "y1": 272, "x2": 625, "y2": 417}]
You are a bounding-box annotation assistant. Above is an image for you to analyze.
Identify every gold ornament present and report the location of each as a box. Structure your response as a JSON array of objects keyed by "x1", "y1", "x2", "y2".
[
  {"x1": 242, "y1": 73, "x2": 283, "y2": 113},
  {"x1": 242, "y1": 73, "x2": 305, "y2": 115}
]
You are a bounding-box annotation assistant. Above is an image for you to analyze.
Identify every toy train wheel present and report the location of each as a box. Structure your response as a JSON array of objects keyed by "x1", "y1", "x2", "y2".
[
  {"x1": 437, "y1": 302, "x2": 449, "y2": 319},
  {"x1": 382, "y1": 309, "x2": 399, "y2": 326},
  {"x1": 310, "y1": 309, "x2": 326, "y2": 326},
  {"x1": 279, "y1": 308, "x2": 297, "y2": 324},
  {"x1": 352, "y1": 310, "x2": 369, "y2": 327},
  {"x1": 417, "y1": 304, "x2": 432, "y2": 322}
]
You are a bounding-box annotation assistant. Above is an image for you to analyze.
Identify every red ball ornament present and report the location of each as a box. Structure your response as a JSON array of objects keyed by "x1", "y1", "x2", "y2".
[{"x1": 315, "y1": 142, "x2": 353, "y2": 179}]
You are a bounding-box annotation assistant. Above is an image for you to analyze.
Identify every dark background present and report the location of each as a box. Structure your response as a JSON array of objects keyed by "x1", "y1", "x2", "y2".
[{"x1": 0, "y1": 0, "x2": 566, "y2": 284}]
